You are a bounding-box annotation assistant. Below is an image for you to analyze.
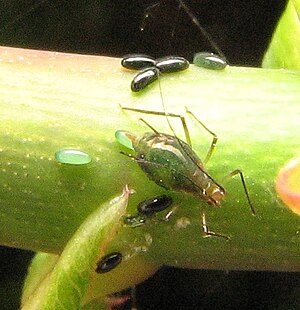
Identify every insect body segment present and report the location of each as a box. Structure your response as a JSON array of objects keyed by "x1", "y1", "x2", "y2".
[{"x1": 133, "y1": 131, "x2": 225, "y2": 207}]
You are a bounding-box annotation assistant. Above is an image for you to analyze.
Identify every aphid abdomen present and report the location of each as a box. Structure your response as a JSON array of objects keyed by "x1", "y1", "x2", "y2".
[
  {"x1": 133, "y1": 133, "x2": 193, "y2": 190},
  {"x1": 137, "y1": 146, "x2": 190, "y2": 191},
  {"x1": 133, "y1": 132, "x2": 223, "y2": 205}
]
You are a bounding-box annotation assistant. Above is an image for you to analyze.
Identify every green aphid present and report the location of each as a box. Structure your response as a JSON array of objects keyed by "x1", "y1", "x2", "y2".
[
  {"x1": 115, "y1": 106, "x2": 255, "y2": 215},
  {"x1": 115, "y1": 114, "x2": 225, "y2": 208}
]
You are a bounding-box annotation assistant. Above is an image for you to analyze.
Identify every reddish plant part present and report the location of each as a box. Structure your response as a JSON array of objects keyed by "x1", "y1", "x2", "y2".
[{"x1": 276, "y1": 156, "x2": 300, "y2": 216}]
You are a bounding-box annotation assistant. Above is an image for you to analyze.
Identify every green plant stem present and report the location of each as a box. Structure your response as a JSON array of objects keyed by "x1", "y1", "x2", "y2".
[
  {"x1": 0, "y1": 47, "x2": 299, "y2": 281},
  {"x1": 262, "y1": 0, "x2": 300, "y2": 69}
]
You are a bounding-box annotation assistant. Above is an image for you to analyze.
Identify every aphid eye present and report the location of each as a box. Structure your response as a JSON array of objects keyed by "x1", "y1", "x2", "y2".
[
  {"x1": 115, "y1": 130, "x2": 134, "y2": 150},
  {"x1": 193, "y1": 52, "x2": 227, "y2": 70},
  {"x1": 137, "y1": 195, "x2": 173, "y2": 215},
  {"x1": 55, "y1": 149, "x2": 92, "y2": 165},
  {"x1": 95, "y1": 252, "x2": 122, "y2": 274},
  {"x1": 121, "y1": 54, "x2": 156, "y2": 70},
  {"x1": 131, "y1": 67, "x2": 160, "y2": 92},
  {"x1": 155, "y1": 56, "x2": 190, "y2": 73}
]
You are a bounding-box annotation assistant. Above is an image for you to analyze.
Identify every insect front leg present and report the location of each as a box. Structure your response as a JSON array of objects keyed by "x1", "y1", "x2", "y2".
[
  {"x1": 119, "y1": 104, "x2": 192, "y2": 147},
  {"x1": 201, "y1": 213, "x2": 230, "y2": 240}
]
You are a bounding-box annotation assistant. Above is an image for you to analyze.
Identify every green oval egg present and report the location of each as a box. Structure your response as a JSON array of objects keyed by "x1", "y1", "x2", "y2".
[
  {"x1": 193, "y1": 52, "x2": 227, "y2": 70},
  {"x1": 55, "y1": 149, "x2": 92, "y2": 165},
  {"x1": 115, "y1": 130, "x2": 134, "y2": 150}
]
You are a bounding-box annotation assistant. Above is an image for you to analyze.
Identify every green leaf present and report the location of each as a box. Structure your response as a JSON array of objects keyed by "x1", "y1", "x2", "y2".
[
  {"x1": 21, "y1": 186, "x2": 134, "y2": 309},
  {"x1": 262, "y1": 0, "x2": 300, "y2": 69}
]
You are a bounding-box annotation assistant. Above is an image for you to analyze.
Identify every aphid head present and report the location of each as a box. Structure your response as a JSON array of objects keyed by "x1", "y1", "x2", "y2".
[
  {"x1": 115, "y1": 130, "x2": 137, "y2": 150},
  {"x1": 209, "y1": 187, "x2": 226, "y2": 207}
]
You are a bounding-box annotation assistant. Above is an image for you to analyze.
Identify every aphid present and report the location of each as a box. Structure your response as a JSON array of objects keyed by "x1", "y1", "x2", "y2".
[
  {"x1": 137, "y1": 195, "x2": 173, "y2": 215},
  {"x1": 131, "y1": 67, "x2": 160, "y2": 92},
  {"x1": 54, "y1": 149, "x2": 92, "y2": 165},
  {"x1": 116, "y1": 105, "x2": 255, "y2": 215},
  {"x1": 155, "y1": 56, "x2": 190, "y2": 73},
  {"x1": 95, "y1": 252, "x2": 122, "y2": 274},
  {"x1": 193, "y1": 52, "x2": 227, "y2": 70},
  {"x1": 121, "y1": 54, "x2": 156, "y2": 70}
]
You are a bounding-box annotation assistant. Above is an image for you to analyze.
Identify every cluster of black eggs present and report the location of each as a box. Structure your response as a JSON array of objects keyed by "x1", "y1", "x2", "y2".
[
  {"x1": 95, "y1": 195, "x2": 173, "y2": 274},
  {"x1": 123, "y1": 194, "x2": 173, "y2": 227},
  {"x1": 121, "y1": 54, "x2": 190, "y2": 92},
  {"x1": 121, "y1": 52, "x2": 227, "y2": 92}
]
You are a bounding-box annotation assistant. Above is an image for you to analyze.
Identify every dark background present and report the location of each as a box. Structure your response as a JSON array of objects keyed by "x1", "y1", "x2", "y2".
[
  {"x1": 1, "y1": 1, "x2": 299, "y2": 309},
  {"x1": 0, "y1": 0, "x2": 288, "y2": 65}
]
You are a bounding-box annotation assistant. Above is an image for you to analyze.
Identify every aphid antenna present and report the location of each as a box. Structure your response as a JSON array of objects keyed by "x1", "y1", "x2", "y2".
[{"x1": 175, "y1": 0, "x2": 227, "y2": 61}]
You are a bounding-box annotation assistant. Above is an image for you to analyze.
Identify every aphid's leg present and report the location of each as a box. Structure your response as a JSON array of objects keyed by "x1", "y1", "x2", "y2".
[
  {"x1": 222, "y1": 169, "x2": 256, "y2": 216},
  {"x1": 119, "y1": 104, "x2": 192, "y2": 146},
  {"x1": 185, "y1": 108, "x2": 218, "y2": 164},
  {"x1": 201, "y1": 213, "x2": 230, "y2": 240}
]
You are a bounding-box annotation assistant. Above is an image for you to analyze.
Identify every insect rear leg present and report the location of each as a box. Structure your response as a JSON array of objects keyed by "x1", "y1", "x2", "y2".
[
  {"x1": 185, "y1": 108, "x2": 218, "y2": 164},
  {"x1": 201, "y1": 213, "x2": 230, "y2": 240},
  {"x1": 119, "y1": 104, "x2": 192, "y2": 147},
  {"x1": 222, "y1": 169, "x2": 256, "y2": 216}
]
